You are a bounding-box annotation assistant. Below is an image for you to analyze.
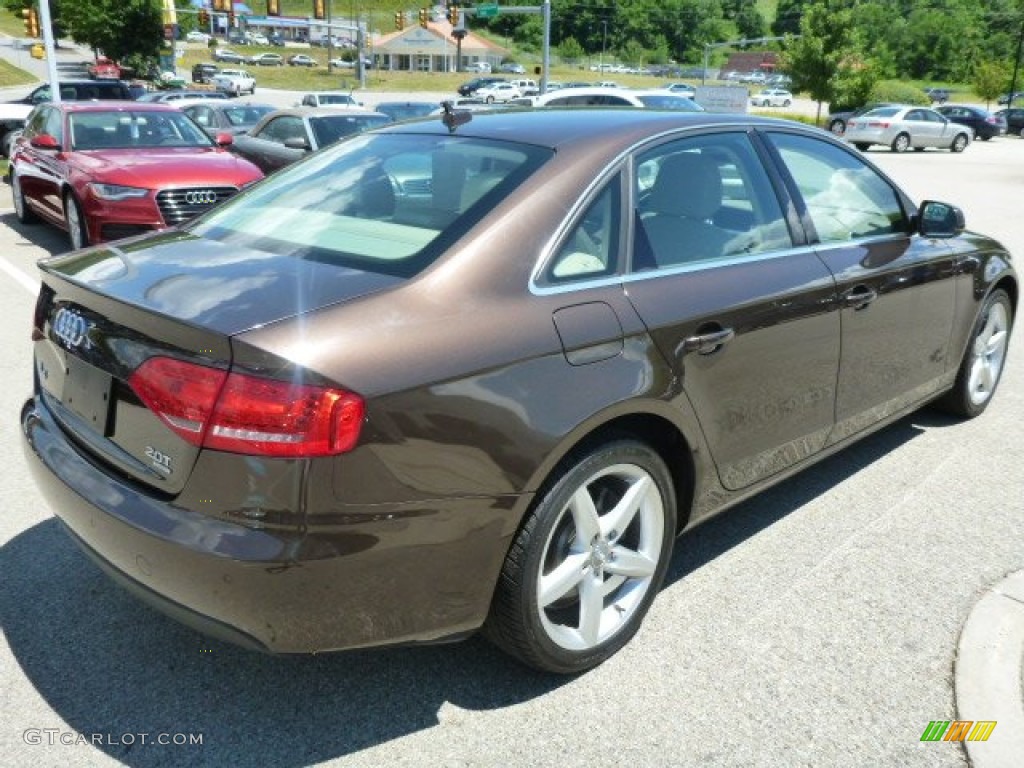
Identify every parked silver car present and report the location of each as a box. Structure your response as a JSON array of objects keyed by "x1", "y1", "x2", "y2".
[{"x1": 845, "y1": 105, "x2": 971, "y2": 153}]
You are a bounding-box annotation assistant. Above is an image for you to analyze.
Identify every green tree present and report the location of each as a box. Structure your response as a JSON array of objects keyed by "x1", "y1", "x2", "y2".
[
  {"x1": 781, "y1": 1, "x2": 873, "y2": 123},
  {"x1": 974, "y1": 59, "x2": 1012, "y2": 108},
  {"x1": 58, "y1": 0, "x2": 163, "y2": 64},
  {"x1": 558, "y1": 36, "x2": 585, "y2": 66}
]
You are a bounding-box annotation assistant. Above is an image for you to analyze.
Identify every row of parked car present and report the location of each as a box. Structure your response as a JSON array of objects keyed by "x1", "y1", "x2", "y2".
[{"x1": 829, "y1": 101, "x2": 1023, "y2": 153}]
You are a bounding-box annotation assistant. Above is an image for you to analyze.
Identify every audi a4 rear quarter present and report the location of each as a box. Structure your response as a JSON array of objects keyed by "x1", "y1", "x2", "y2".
[
  {"x1": 21, "y1": 110, "x2": 1016, "y2": 674},
  {"x1": 10, "y1": 101, "x2": 263, "y2": 249}
]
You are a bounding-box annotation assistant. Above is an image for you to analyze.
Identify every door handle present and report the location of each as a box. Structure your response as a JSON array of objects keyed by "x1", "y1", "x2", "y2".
[
  {"x1": 842, "y1": 286, "x2": 878, "y2": 310},
  {"x1": 682, "y1": 328, "x2": 735, "y2": 355}
]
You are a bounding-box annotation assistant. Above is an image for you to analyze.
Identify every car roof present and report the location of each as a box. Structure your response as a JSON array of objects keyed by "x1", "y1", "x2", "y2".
[
  {"x1": 262, "y1": 107, "x2": 386, "y2": 118},
  {"x1": 379, "y1": 107, "x2": 802, "y2": 153},
  {"x1": 46, "y1": 100, "x2": 180, "y2": 113}
]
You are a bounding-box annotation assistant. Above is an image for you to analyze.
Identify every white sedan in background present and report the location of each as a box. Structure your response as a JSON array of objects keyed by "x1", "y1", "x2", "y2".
[
  {"x1": 750, "y1": 88, "x2": 793, "y2": 107},
  {"x1": 474, "y1": 82, "x2": 522, "y2": 103}
]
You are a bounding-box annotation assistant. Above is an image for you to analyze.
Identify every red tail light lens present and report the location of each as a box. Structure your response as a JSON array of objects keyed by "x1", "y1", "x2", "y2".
[{"x1": 129, "y1": 357, "x2": 364, "y2": 457}]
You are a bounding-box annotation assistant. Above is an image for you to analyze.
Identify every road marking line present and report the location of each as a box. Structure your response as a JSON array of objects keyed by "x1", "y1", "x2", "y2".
[{"x1": 0, "y1": 208, "x2": 41, "y2": 295}]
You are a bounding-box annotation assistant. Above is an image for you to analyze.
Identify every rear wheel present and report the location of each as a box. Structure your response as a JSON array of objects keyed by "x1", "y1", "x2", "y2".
[
  {"x1": 782, "y1": 99, "x2": 791, "y2": 107},
  {"x1": 951, "y1": 133, "x2": 969, "y2": 152},
  {"x1": 829, "y1": 119, "x2": 846, "y2": 136},
  {"x1": 11, "y1": 172, "x2": 38, "y2": 224},
  {"x1": 934, "y1": 289, "x2": 1012, "y2": 418},
  {"x1": 64, "y1": 191, "x2": 88, "y2": 250},
  {"x1": 485, "y1": 439, "x2": 677, "y2": 674},
  {"x1": 891, "y1": 133, "x2": 911, "y2": 152}
]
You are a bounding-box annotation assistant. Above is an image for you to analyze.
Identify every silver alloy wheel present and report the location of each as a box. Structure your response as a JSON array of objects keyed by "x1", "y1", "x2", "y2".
[
  {"x1": 65, "y1": 194, "x2": 85, "y2": 250},
  {"x1": 967, "y1": 301, "x2": 1010, "y2": 406},
  {"x1": 893, "y1": 133, "x2": 910, "y2": 152},
  {"x1": 12, "y1": 174, "x2": 24, "y2": 219},
  {"x1": 952, "y1": 133, "x2": 969, "y2": 152},
  {"x1": 536, "y1": 462, "x2": 665, "y2": 651}
]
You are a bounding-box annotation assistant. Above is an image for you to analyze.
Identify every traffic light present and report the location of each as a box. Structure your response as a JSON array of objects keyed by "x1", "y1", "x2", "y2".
[
  {"x1": 22, "y1": 8, "x2": 40, "y2": 38},
  {"x1": 313, "y1": 0, "x2": 326, "y2": 21},
  {"x1": 395, "y1": 12, "x2": 404, "y2": 30},
  {"x1": 447, "y1": 4, "x2": 459, "y2": 26},
  {"x1": 213, "y1": 0, "x2": 230, "y2": 11},
  {"x1": 267, "y1": 0, "x2": 280, "y2": 16},
  {"x1": 198, "y1": 9, "x2": 209, "y2": 25},
  {"x1": 419, "y1": 8, "x2": 429, "y2": 28}
]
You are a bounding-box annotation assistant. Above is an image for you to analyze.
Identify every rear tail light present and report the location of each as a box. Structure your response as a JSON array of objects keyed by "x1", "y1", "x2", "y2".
[
  {"x1": 129, "y1": 357, "x2": 364, "y2": 457},
  {"x1": 867, "y1": 121, "x2": 891, "y2": 128}
]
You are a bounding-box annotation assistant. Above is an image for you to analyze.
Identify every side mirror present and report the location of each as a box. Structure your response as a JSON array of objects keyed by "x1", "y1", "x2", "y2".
[
  {"x1": 30, "y1": 134, "x2": 60, "y2": 150},
  {"x1": 214, "y1": 132, "x2": 233, "y2": 147},
  {"x1": 284, "y1": 136, "x2": 312, "y2": 151},
  {"x1": 917, "y1": 200, "x2": 964, "y2": 238}
]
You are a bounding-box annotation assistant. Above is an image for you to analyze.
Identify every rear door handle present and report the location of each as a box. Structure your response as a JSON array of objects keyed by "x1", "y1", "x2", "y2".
[
  {"x1": 682, "y1": 328, "x2": 735, "y2": 355},
  {"x1": 842, "y1": 286, "x2": 878, "y2": 310}
]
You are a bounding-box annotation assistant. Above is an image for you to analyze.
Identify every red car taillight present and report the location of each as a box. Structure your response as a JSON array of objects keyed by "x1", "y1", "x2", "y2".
[{"x1": 129, "y1": 357, "x2": 364, "y2": 457}]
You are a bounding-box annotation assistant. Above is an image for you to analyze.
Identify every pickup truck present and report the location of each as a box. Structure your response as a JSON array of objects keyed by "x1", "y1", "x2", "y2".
[{"x1": 211, "y1": 69, "x2": 256, "y2": 96}]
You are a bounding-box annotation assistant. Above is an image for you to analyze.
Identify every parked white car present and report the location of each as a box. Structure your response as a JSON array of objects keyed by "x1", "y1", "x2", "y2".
[
  {"x1": 298, "y1": 92, "x2": 363, "y2": 108},
  {"x1": 750, "y1": 88, "x2": 793, "y2": 107},
  {"x1": 509, "y1": 78, "x2": 539, "y2": 96},
  {"x1": 474, "y1": 82, "x2": 521, "y2": 103},
  {"x1": 185, "y1": 30, "x2": 210, "y2": 44},
  {"x1": 211, "y1": 69, "x2": 256, "y2": 96}
]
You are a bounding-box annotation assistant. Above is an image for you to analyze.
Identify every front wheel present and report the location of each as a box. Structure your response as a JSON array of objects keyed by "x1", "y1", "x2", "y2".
[
  {"x1": 64, "y1": 191, "x2": 88, "y2": 251},
  {"x1": 782, "y1": 99, "x2": 791, "y2": 107},
  {"x1": 485, "y1": 439, "x2": 677, "y2": 674},
  {"x1": 934, "y1": 290, "x2": 1013, "y2": 418},
  {"x1": 11, "y1": 173, "x2": 38, "y2": 224},
  {"x1": 853, "y1": 143, "x2": 870, "y2": 151},
  {"x1": 951, "y1": 133, "x2": 969, "y2": 153},
  {"x1": 891, "y1": 133, "x2": 911, "y2": 152}
]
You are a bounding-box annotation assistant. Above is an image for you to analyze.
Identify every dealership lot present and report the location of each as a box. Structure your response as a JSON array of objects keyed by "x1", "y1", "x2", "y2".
[{"x1": 1, "y1": 135, "x2": 1022, "y2": 767}]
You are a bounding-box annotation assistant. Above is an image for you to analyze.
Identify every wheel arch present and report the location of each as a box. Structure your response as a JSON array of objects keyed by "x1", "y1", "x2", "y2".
[{"x1": 523, "y1": 407, "x2": 700, "y2": 536}]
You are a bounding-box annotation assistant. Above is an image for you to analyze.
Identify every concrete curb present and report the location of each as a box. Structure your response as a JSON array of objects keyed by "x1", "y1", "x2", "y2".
[{"x1": 954, "y1": 570, "x2": 1024, "y2": 767}]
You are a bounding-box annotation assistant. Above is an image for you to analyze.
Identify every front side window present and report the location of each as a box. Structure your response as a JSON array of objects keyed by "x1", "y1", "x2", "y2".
[
  {"x1": 634, "y1": 132, "x2": 793, "y2": 270},
  {"x1": 190, "y1": 133, "x2": 551, "y2": 278},
  {"x1": 766, "y1": 132, "x2": 907, "y2": 243}
]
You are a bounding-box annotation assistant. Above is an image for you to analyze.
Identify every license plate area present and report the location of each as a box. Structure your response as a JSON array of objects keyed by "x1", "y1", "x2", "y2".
[{"x1": 63, "y1": 355, "x2": 113, "y2": 435}]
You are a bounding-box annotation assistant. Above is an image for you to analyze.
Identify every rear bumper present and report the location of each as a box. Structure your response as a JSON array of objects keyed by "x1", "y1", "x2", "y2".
[{"x1": 21, "y1": 395, "x2": 516, "y2": 653}]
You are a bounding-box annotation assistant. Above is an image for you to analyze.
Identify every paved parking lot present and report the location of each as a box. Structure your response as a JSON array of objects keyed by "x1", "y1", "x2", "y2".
[{"x1": 0, "y1": 131, "x2": 1021, "y2": 768}]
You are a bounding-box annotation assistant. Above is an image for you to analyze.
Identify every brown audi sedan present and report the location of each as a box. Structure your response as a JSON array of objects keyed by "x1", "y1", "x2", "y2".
[{"x1": 21, "y1": 109, "x2": 1016, "y2": 674}]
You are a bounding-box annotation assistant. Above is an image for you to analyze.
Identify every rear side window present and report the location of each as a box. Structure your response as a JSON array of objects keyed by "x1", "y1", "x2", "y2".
[
  {"x1": 192, "y1": 133, "x2": 552, "y2": 277},
  {"x1": 766, "y1": 132, "x2": 907, "y2": 243}
]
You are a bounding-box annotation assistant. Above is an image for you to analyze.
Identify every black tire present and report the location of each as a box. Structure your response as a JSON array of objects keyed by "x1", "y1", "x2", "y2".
[
  {"x1": 951, "y1": 132, "x2": 969, "y2": 153},
  {"x1": 914, "y1": 147, "x2": 926, "y2": 152},
  {"x1": 64, "y1": 191, "x2": 88, "y2": 251},
  {"x1": 830, "y1": 119, "x2": 846, "y2": 136},
  {"x1": 934, "y1": 290, "x2": 1013, "y2": 418},
  {"x1": 782, "y1": 99, "x2": 791, "y2": 107},
  {"x1": 980, "y1": 135, "x2": 992, "y2": 141},
  {"x1": 11, "y1": 172, "x2": 39, "y2": 225},
  {"x1": 891, "y1": 132, "x2": 911, "y2": 153},
  {"x1": 853, "y1": 143, "x2": 870, "y2": 151},
  {"x1": 484, "y1": 439, "x2": 677, "y2": 674}
]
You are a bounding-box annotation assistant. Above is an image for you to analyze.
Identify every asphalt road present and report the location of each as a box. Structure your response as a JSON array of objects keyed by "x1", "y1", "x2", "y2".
[{"x1": 0, "y1": 63, "x2": 1022, "y2": 768}]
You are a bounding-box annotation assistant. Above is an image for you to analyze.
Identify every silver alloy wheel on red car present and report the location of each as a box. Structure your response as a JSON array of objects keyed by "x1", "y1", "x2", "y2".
[
  {"x1": 12, "y1": 173, "x2": 38, "y2": 224},
  {"x1": 64, "y1": 192, "x2": 87, "y2": 251}
]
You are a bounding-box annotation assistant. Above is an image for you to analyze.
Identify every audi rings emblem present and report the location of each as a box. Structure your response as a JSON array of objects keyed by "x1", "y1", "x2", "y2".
[
  {"x1": 184, "y1": 190, "x2": 218, "y2": 205},
  {"x1": 52, "y1": 307, "x2": 92, "y2": 350}
]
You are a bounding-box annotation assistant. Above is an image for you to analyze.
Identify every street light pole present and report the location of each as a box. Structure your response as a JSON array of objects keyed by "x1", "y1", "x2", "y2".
[{"x1": 600, "y1": 20, "x2": 607, "y2": 72}]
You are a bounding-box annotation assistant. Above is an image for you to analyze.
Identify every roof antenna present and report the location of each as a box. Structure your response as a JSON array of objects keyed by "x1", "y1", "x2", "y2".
[{"x1": 440, "y1": 100, "x2": 471, "y2": 133}]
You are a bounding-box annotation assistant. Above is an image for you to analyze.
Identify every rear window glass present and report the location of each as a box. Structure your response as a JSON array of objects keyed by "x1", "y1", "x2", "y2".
[{"x1": 190, "y1": 133, "x2": 552, "y2": 277}]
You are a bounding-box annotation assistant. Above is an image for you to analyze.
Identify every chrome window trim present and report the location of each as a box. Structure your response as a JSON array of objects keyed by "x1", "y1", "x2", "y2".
[{"x1": 530, "y1": 231, "x2": 909, "y2": 297}]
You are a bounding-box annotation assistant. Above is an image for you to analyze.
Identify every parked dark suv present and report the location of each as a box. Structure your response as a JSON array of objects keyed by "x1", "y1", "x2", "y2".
[
  {"x1": 192, "y1": 63, "x2": 219, "y2": 84},
  {"x1": 995, "y1": 107, "x2": 1024, "y2": 137},
  {"x1": 9, "y1": 79, "x2": 134, "y2": 106}
]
